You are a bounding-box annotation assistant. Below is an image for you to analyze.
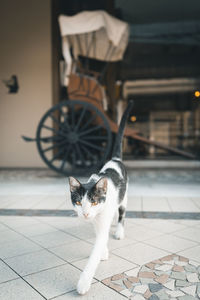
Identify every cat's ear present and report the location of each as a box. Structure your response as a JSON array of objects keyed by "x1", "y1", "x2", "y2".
[
  {"x1": 95, "y1": 177, "x2": 107, "y2": 193},
  {"x1": 69, "y1": 177, "x2": 81, "y2": 192}
]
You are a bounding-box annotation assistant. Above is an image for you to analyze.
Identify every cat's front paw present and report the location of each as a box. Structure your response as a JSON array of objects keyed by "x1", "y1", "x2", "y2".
[{"x1": 77, "y1": 273, "x2": 91, "y2": 295}]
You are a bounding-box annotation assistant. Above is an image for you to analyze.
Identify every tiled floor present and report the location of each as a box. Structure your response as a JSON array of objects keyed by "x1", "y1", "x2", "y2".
[{"x1": 0, "y1": 168, "x2": 200, "y2": 299}]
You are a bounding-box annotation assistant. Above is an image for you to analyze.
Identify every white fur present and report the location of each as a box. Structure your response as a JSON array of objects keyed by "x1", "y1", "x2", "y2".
[
  {"x1": 112, "y1": 156, "x2": 121, "y2": 161},
  {"x1": 115, "y1": 223, "x2": 124, "y2": 240},
  {"x1": 74, "y1": 177, "x2": 127, "y2": 295},
  {"x1": 100, "y1": 160, "x2": 123, "y2": 178},
  {"x1": 88, "y1": 174, "x2": 100, "y2": 182},
  {"x1": 75, "y1": 192, "x2": 105, "y2": 220},
  {"x1": 101, "y1": 246, "x2": 109, "y2": 260}
]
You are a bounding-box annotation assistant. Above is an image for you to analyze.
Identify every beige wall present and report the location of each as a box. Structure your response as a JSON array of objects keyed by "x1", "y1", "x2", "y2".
[{"x1": 0, "y1": 0, "x2": 52, "y2": 167}]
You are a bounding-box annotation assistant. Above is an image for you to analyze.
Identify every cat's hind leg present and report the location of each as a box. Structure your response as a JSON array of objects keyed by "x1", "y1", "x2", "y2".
[{"x1": 115, "y1": 193, "x2": 127, "y2": 240}]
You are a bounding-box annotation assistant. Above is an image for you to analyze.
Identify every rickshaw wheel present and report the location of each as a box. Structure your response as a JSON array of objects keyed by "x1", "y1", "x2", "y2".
[{"x1": 36, "y1": 100, "x2": 112, "y2": 176}]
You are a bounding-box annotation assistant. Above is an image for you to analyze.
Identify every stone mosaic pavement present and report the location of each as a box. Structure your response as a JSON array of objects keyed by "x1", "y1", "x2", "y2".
[
  {"x1": 102, "y1": 254, "x2": 200, "y2": 299},
  {"x1": 0, "y1": 168, "x2": 200, "y2": 299}
]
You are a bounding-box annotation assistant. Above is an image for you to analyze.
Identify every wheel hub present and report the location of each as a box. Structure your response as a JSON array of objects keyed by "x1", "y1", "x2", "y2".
[{"x1": 66, "y1": 131, "x2": 79, "y2": 143}]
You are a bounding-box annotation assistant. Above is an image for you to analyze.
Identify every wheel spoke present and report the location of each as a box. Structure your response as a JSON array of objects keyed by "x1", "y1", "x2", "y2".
[
  {"x1": 75, "y1": 143, "x2": 85, "y2": 165},
  {"x1": 74, "y1": 105, "x2": 88, "y2": 131},
  {"x1": 42, "y1": 125, "x2": 66, "y2": 138},
  {"x1": 82, "y1": 135, "x2": 107, "y2": 141},
  {"x1": 49, "y1": 114, "x2": 67, "y2": 131},
  {"x1": 71, "y1": 150, "x2": 76, "y2": 166},
  {"x1": 79, "y1": 139, "x2": 105, "y2": 152},
  {"x1": 42, "y1": 140, "x2": 68, "y2": 153},
  {"x1": 38, "y1": 135, "x2": 61, "y2": 142},
  {"x1": 79, "y1": 125, "x2": 102, "y2": 137},
  {"x1": 60, "y1": 144, "x2": 72, "y2": 171},
  {"x1": 70, "y1": 105, "x2": 75, "y2": 128},
  {"x1": 80, "y1": 114, "x2": 96, "y2": 131},
  {"x1": 80, "y1": 144, "x2": 96, "y2": 160},
  {"x1": 50, "y1": 145, "x2": 66, "y2": 163},
  {"x1": 42, "y1": 144, "x2": 59, "y2": 153},
  {"x1": 59, "y1": 108, "x2": 71, "y2": 131}
]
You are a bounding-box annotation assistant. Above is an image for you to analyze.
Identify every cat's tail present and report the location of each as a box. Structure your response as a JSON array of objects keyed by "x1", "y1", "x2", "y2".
[{"x1": 112, "y1": 100, "x2": 134, "y2": 160}]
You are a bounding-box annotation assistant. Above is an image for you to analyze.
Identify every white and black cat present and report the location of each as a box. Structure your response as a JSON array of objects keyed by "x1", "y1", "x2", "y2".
[{"x1": 68, "y1": 100, "x2": 133, "y2": 295}]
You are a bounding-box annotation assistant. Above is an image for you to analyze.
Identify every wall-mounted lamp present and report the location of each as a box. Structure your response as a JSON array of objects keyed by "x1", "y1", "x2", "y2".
[
  {"x1": 194, "y1": 91, "x2": 200, "y2": 98},
  {"x1": 130, "y1": 115, "x2": 137, "y2": 122},
  {"x1": 2, "y1": 75, "x2": 19, "y2": 93}
]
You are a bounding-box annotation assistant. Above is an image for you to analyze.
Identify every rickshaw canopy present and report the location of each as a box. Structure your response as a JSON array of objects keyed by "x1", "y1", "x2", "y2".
[{"x1": 58, "y1": 10, "x2": 129, "y2": 85}]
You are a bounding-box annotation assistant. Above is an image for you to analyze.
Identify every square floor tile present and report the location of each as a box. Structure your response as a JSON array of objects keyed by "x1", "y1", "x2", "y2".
[
  {"x1": 142, "y1": 196, "x2": 171, "y2": 212},
  {"x1": 127, "y1": 196, "x2": 142, "y2": 211},
  {"x1": 25, "y1": 263, "x2": 82, "y2": 299},
  {"x1": 72, "y1": 254, "x2": 137, "y2": 280},
  {"x1": 124, "y1": 218, "x2": 140, "y2": 228},
  {"x1": 0, "y1": 216, "x2": 41, "y2": 229},
  {"x1": 0, "y1": 278, "x2": 44, "y2": 300},
  {"x1": 29, "y1": 230, "x2": 79, "y2": 248},
  {"x1": 0, "y1": 223, "x2": 9, "y2": 231},
  {"x1": 6, "y1": 198, "x2": 41, "y2": 209},
  {"x1": 87, "y1": 232, "x2": 137, "y2": 251},
  {"x1": 192, "y1": 197, "x2": 200, "y2": 209},
  {"x1": 173, "y1": 219, "x2": 200, "y2": 227},
  {"x1": 178, "y1": 245, "x2": 200, "y2": 263},
  {"x1": 36, "y1": 216, "x2": 82, "y2": 230},
  {"x1": 0, "y1": 238, "x2": 42, "y2": 259},
  {"x1": 167, "y1": 197, "x2": 200, "y2": 212},
  {"x1": 57, "y1": 201, "x2": 73, "y2": 210},
  {"x1": 145, "y1": 234, "x2": 198, "y2": 253},
  {"x1": 31, "y1": 197, "x2": 64, "y2": 209},
  {"x1": 5, "y1": 249, "x2": 65, "y2": 276},
  {"x1": 141, "y1": 220, "x2": 187, "y2": 233},
  {"x1": 127, "y1": 218, "x2": 153, "y2": 226},
  {"x1": 173, "y1": 226, "x2": 200, "y2": 243},
  {"x1": 108, "y1": 236, "x2": 136, "y2": 251},
  {"x1": 0, "y1": 196, "x2": 22, "y2": 208},
  {"x1": 63, "y1": 224, "x2": 95, "y2": 240},
  {"x1": 0, "y1": 261, "x2": 19, "y2": 283},
  {"x1": 112, "y1": 242, "x2": 169, "y2": 265},
  {"x1": 125, "y1": 224, "x2": 162, "y2": 242},
  {"x1": 50, "y1": 240, "x2": 92, "y2": 262},
  {"x1": 15, "y1": 223, "x2": 57, "y2": 237},
  {"x1": 55, "y1": 282, "x2": 125, "y2": 299},
  {"x1": 0, "y1": 229, "x2": 23, "y2": 244}
]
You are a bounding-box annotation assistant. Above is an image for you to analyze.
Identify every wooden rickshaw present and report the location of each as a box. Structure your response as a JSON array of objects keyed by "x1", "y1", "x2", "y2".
[{"x1": 22, "y1": 11, "x2": 196, "y2": 176}]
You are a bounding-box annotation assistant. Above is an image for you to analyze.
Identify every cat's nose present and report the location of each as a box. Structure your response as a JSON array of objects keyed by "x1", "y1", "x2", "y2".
[{"x1": 83, "y1": 213, "x2": 89, "y2": 218}]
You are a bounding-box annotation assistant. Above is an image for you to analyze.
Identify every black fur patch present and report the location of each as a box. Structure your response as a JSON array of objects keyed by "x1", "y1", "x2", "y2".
[
  {"x1": 71, "y1": 185, "x2": 86, "y2": 206},
  {"x1": 118, "y1": 205, "x2": 125, "y2": 225},
  {"x1": 112, "y1": 159, "x2": 127, "y2": 177},
  {"x1": 87, "y1": 186, "x2": 106, "y2": 204},
  {"x1": 99, "y1": 164, "x2": 127, "y2": 204}
]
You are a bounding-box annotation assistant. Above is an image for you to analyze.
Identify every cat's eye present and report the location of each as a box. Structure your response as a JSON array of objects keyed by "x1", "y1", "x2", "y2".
[
  {"x1": 91, "y1": 201, "x2": 98, "y2": 206},
  {"x1": 76, "y1": 201, "x2": 82, "y2": 206}
]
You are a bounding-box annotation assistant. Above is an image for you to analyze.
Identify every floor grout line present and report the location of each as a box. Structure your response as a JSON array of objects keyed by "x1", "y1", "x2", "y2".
[
  {"x1": 142, "y1": 237, "x2": 200, "y2": 256},
  {"x1": 0, "y1": 258, "x2": 47, "y2": 299},
  {"x1": 0, "y1": 221, "x2": 98, "y2": 281}
]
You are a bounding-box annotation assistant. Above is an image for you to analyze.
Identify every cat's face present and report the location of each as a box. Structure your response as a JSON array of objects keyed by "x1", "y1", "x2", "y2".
[{"x1": 69, "y1": 177, "x2": 107, "y2": 220}]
